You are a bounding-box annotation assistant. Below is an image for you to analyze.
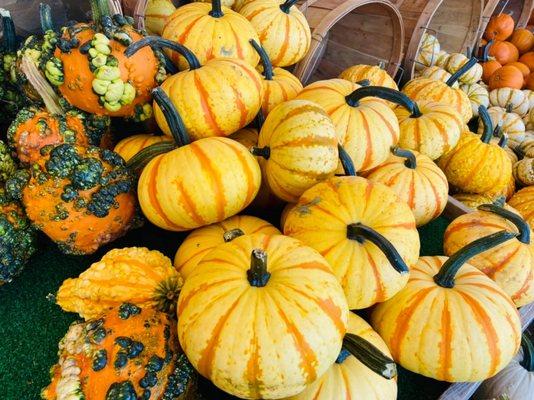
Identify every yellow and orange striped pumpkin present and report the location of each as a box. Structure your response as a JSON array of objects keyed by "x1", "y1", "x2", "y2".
[
  {"x1": 509, "y1": 186, "x2": 534, "y2": 227},
  {"x1": 174, "y1": 214, "x2": 280, "y2": 279},
  {"x1": 372, "y1": 231, "x2": 522, "y2": 382},
  {"x1": 420, "y1": 66, "x2": 458, "y2": 88},
  {"x1": 143, "y1": 0, "x2": 176, "y2": 35},
  {"x1": 177, "y1": 233, "x2": 349, "y2": 399},
  {"x1": 284, "y1": 175, "x2": 420, "y2": 309},
  {"x1": 113, "y1": 134, "x2": 168, "y2": 162},
  {"x1": 339, "y1": 64, "x2": 398, "y2": 89}
]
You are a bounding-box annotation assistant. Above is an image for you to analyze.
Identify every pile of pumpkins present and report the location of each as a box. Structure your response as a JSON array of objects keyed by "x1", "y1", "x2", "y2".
[{"x1": 0, "y1": 0, "x2": 533, "y2": 399}]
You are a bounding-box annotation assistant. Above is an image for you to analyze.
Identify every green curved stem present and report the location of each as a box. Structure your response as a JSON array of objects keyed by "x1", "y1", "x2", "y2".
[
  {"x1": 247, "y1": 249, "x2": 270, "y2": 287},
  {"x1": 446, "y1": 57, "x2": 478, "y2": 86},
  {"x1": 355, "y1": 79, "x2": 371, "y2": 86},
  {"x1": 209, "y1": 0, "x2": 224, "y2": 18},
  {"x1": 223, "y1": 228, "x2": 245, "y2": 242},
  {"x1": 478, "y1": 105, "x2": 493, "y2": 144},
  {"x1": 152, "y1": 88, "x2": 191, "y2": 147},
  {"x1": 125, "y1": 36, "x2": 201, "y2": 70},
  {"x1": 481, "y1": 40, "x2": 494, "y2": 62},
  {"x1": 0, "y1": 9, "x2": 17, "y2": 52},
  {"x1": 478, "y1": 204, "x2": 530, "y2": 244},
  {"x1": 520, "y1": 334, "x2": 534, "y2": 372},
  {"x1": 434, "y1": 231, "x2": 516, "y2": 288},
  {"x1": 280, "y1": 0, "x2": 298, "y2": 13},
  {"x1": 250, "y1": 39, "x2": 273, "y2": 80},
  {"x1": 126, "y1": 141, "x2": 176, "y2": 172},
  {"x1": 345, "y1": 86, "x2": 422, "y2": 118},
  {"x1": 338, "y1": 144, "x2": 356, "y2": 176},
  {"x1": 251, "y1": 146, "x2": 270, "y2": 159},
  {"x1": 347, "y1": 223, "x2": 409, "y2": 274},
  {"x1": 254, "y1": 109, "x2": 265, "y2": 131},
  {"x1": 498, "y1": 133, "x2": 508, "y2": 148},
  {"x1": 39, "y1": 3, "x2": 55, "y2": 32},
  {"x1": 392, "y1": 147, "x2": 417, "y2": 169}
]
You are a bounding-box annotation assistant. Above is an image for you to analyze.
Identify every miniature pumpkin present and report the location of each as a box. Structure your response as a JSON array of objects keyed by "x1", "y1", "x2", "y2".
[
  {"x1": 523, "y1": 89, "x2": 534, "y2": 108},
  {"x1": 509, "y1": 186, "x2": 534, "y2": 227},
  {"x1": 286, "y1": 312, "x2": 398, "y2": 400},
  {"x1": 438, "y1": 105, "x2": 513, "y2": 196},
  {"x1": 519, "y1": 51, "x2": 534, "y2": 71},
  {"x1": 339, "y1": 64, "x2": 398, "y2": 89},
  {"x1": 444, "y1": 204, "x2": 534, "y2": 307},
  {"x1": 251, "y1": 99, "x2": 338, "y2": 202},
  {"x1": 478, "y1": 106, "x2": 526, "y2": 142},
  {"x1": 435, "y1": 50, "x2": 451, "y2": 68},
  {"x1": 508, "y1": 61, "x2": 531, "y2": 78},
  {"x1": 489, "y1": 88, "x2": 529, "y2": 116},
  {"x1": 485, "y1": 13, "x2": 515, "y2": 41},
  {"x1": 489, "y1": 41, "x2": 519, "y2": 65},
  {"x1": 452, "y1": 193, "x2": 512, "y2": 210},
  {"x1": 283, "y1": 173, "x2": 420, "y2": 310},
  {"x1": 525, "y1": 72, "x2": 534, "y2": 90},
  {"x1": 460, "y1": 83, "x2": 490, "y2": 116},
  {"x1": 138, "y1": 0, "x2": 177, "y2": 35},
  {"x1": 446, "y1": 52, "x2": 483, "y2": 84},
  {"x1": 514, "y1": 158, "x2": 534, "y2": 186},
  {"x1": 42, "y1": 304, "x2": 198, "y2": 400},
  {"x1": 372, "y1": 231, "x2": 522, "y2": 382},
  {"x1": 517, "y1": 138, "x2": 534, "y2": 157},
  {"x1": 174, "y1": 214, "x2": 280, "y2": 279},
  {"x1": 482, "y1": 60, "x2": 503, "y2": 83},
  {"x1": 489, "y1": 65, "x2": 524, "y2": 90},
  {"x1": 415, "y1": 32, "x2": 440, "y2": 70},
  {"x1": 113, "y1": 134, "x2": 168, "y2": 162},
  {"x1": 362, "y1": 147, "x2": 448, "y2": 226},
  {"x1": 239, "y1": 0, "x2": 311, "y2": 67},
  {"x1": 178, "y1": 233, "x2": 349, "y2": 399},
  {"x1": 510, "y1": 28, "x2": 534, "y2": 54},
  {"x1": 420, "y1": 66, "x2": 458, "y2": 87},
  {"x1": 162, "y1": 0, "x2": 260, "y2": 70}
]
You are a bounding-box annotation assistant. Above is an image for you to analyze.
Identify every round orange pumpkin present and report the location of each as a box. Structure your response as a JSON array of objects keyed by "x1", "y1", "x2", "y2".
[
  {"x1": 507, "y1": 61, "x2": 530, "y2": 78},
  {"x1": 510, "y1": 28, "x2": 534, "y2": 54},
  {"x1": 484, "y1": 13, "x2": 515, "y2": 41},
  {"x1": 489, "y1": 41, "x2": 519, "y2": 65},
  {"x1": 482, "y1": 60, "x2": 503, "y2": 83},
  {"x1": 525, "y1": 72, "x2": 534, "y2": 89},
  {"x1": 519, "y1": 51, "x2": 534, "y2": 71},
  {"x1": 113, "y1": 134, "x2": 168, "y2": 162},
  {"x1": 489, "y1": 65, "x2": 524, "y2": 90}
]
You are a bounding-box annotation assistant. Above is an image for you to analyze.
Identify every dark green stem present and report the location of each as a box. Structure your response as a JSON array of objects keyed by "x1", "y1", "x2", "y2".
[
  {"x1": 280, "y1": 0, "x2": 298, "y2": 13},
  {"x1": 355, "y1": 79, "x2": 370, "y2": 87},
  {"x1": 250, "y1": 39, "x2": 273, "y2": 80},
  {"x1": 209, "y1": 0, "x2": 224, "y2": 18},
  {"x1": 1, "y1": 9, "x2": 17, "y2": 52},
  {"x1": 345, "y1": 86, "x2": 422, "y2": 118},
  {"x1": 91, "y1": 0, "x2": 111, "y2": 29},
  {"x1": 338, "y1": 144, "x2": 356, "y2": 176},
  {"x1": 478, "y1": 204, "x2": 530, "y2": 244},
  {"x1": 481, "y1": 40, "x2": 494, "y2": 62},
  {"x1": 247, "y1": 249, "x2": 270, "y2": 287},
  {"x1": 347, "y1": 223, "x2": 409, "y2": 274},
  {"x1": 392, "y1": 147, "x2": 417, "y2": 169},
  {"x1": 223, "y1": 228, "x2": 245, "y2": 242},
  {"x1": 254, "y1": 109, "x2": 265, "y2": 131},
  {"x1": 446, "y1": 57, "x2": 478, "y2": 86},
  {"x1": 152, "y1": 88, "x2": 191, "y2": 147},
  {"x1": 498, "y1": 133, "x2": 508, "y2": 148},
  {"x1": 251, "y1": 146, "x2": 270, "y2": 159},
  {"x1": 125, "y1": 37, "x2": 202, "y2": 70},
  {"x1": 434, "y1": 231, "x2": 516, "y2": 288},
  {"x1": 126, "y1": 141, "x2": 176, "y2": 172},
  {"x1": 520, "y1": 334, "x2": 534, "y2": 372},
  {"x1": 478, "y1": 105, "x2": 493, "y2": 144},
  {"x1": 40, "y1": 3, "x2": 55, "y2": 32}
]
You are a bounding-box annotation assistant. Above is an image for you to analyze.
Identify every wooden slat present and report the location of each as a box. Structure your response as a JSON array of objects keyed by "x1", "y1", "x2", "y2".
[{"x1": 443, "y1": 195, "x2": 472, "y2": 219}]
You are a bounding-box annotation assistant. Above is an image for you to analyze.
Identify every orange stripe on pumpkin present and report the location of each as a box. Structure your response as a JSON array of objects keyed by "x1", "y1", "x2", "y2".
[
  {"x1": 193, "y1": 73, "x2": 224, "y2": 136},
  {"x1": 438, "y1": 298, "x2": 453, "y2": 381}
]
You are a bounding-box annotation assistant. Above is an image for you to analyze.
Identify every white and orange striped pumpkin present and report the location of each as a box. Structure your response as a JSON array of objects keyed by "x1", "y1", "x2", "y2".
[
  {"x1": 143, "y1": 0, "x2": 176, "y2": 35},
  {"x1": 477, "y1": 106, "x2": 526, "y2": 142},
  {"x1": 490, "y1": 88, "x2": 529, "y2": 116},
  {"x1": 415, "y1": 32, "x2": 440, "y2": 70},
  {"x1": 435, "y1": 50, "x2": 451, "y2": 68},
  {"x1": 509, "y1": 186, "x2": 534, "y2": 228},
  {"x1": 445, "y1": 52, "x2": 483, "y2": 84},
  {"x1": 460, "y1": 83, "x2": 490, "y2": 117},
  {"x1": 177, "y1": 233, "x2": 349, "y2": 399},
  {"x1": 339, "y1": 64, "x2": 398, "y2": 89},
  {"x1": 420, "y1": 66, "x2": 458, "y2": 88},
  {"x1": 113, "y1": 134, "x2": 168, "y2": 162}
]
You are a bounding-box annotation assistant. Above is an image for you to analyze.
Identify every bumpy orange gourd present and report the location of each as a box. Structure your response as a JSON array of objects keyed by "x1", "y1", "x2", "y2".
[
  {"x1": 510, "y1": 28, "x2": 534, "y2": 54},
  {"x1": 363, "y1": 148, "x2": 448, "y2": 226},
  {"x1": 509, "y1": 186, "x2": 534, "y2": 227},
  {"x1": 284, "y1": 175, "x2": 420, "y2": 309},
  {"x1": 162, "y1": 0, "x2": 259, "y2": 70},
  {"x1": 178, "y1": 233, "x2": 349, "y2": 399},
  {"x1": 239, "y1": 0, "x2": 311, "y2": 67},
  {"x1": 484, "y1": 14, "x2": 515, "y2": 41},
  {"x1": 56, "y1": 247, "x2": 183, "y2": 319},
  {"x1": 444, "y1": 204, "x2": 534, "y2": 307},
  {"x1": 339, "y1": 64, "x2": 398, "y2": 89},
  {"x1": 174, "y1": 214, "x2": 280, "y2": 279},
  {"x1": 113, "y1": 134, "x2": 168, "y2": 162}
]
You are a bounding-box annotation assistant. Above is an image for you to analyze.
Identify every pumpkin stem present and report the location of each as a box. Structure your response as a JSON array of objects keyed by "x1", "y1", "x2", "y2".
[
  {"x1": 250, "y1": 39, "x2": 274, "y2": 80},
  {"x1": 254, "y1": 109, "x2": 265, "y2": 131},
  {"x1": 433, "y1": 231, "x2": 516, "y2": 288},
  {"x1": 478, "y1": 105, "x2": 494, "y2": 143},
  {"x1": 505, "y1": 103, "x2": 514, "y2": 113},
  {"x1": 520, "y1": 334, "x2": 534, "y2": 372},
  {"x1": 481, "y1": 40, "x2": 494, "y2": 62},
  {"x1": 209, "y1": 0, "x2": 224, "y2": 18},
  {"x1": 154, "y1": 275, "x2": 182, "y2": 315},
  {"x1": 20, "y1": 56, "x2": 63, "y2": 115},
  {"x1": 446, "y1": 57, "x2": 478, "y2": 86},
  {"x1": 39, "y1": 3, "x2": 55, "y2": 32},
  {"x1": 125, "y1": 37, "x2": 202, "y2": 70},
  {"x1": 340, "y1": 333, "x2": 397, "y2": 379},
  {"x1": 91, "y1": 0, "x2": 112, "y2": 28},
  {"x1": 223, "y1": 228, "x2": 245, "y2": 242},
  {"x1": 280, "y1": 0, "x2": 298, "y2": 13},
  {"x1": 251, "y1": 146, "x2": 271, "y2": 159},
  {"x1": 126, "y1": 141, "x2": 176, "y2": 172},
  {"x1": 0, "y1": 9, "x2": 17, "y2": 52},
  {"x1": 338, "y1": 144, "x2": 356, "y2": 176},
  {"x1": 152, "y1": 87, "x2": 191, "y2": 147},
  {"x1": 478, "y1": 204, "x2": 531, "y2": 244},
  {"x1": 346, "y1": 223, "x2": 409, "y2": 274},
  {"x1": 493, "y1": 195, "x2": 506, "y2": 208},
  {"x1": 392, "y1": 146, "x2": 417, "y2": 169},
  {"x1": 247, "y1": 249, "x2": 271, "y2": 287},
  {"x1": 355, "y1": 79, "x2": 371, "y2": 86},
  {"x1": 498, "y1": 133, "x2": 508, "y2": 148},
  {"x1": 345, "y1": 86, "x2": 422, "y2": 118}
]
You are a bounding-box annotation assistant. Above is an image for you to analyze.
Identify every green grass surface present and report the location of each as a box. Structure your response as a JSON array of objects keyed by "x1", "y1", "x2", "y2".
[{"x1": 0, "y1": 215, "x2": 451, "y2": 400}]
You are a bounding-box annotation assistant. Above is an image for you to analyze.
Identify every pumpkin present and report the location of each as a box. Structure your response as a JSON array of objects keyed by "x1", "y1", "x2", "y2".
[
  {"x1": 113, "y1": 134, "x2": 168, "y2": 162},
  {"x1": 525, "y1": 72, "x2": 534, "y2": 89},
  {"x1": 485, "y1": 13, "x2": 515, "y2": 41},
  {"x1": 177, "y1": 233, "x2": 349, "y2": 399},
  {"x1": 239, "y1": 0, "x2": 311, "y2": 67},
  {"x1": 415, "y1": 32, "x2": 440, "y2": 70},
  {"x1": 286, "y1": 312, "x2": 398, "y2": 400},
  {"x1": 510, "y1": 28, "x2": 534, "y2": 54},
  {"x1": 48, "y1": 0, "x2": 163, "y2": 119},
  {"x1": 251, "y1": 99, "x2": 338, "y2": 202},
  {"x1": 5, "y1": 144, "x2": 136, "y2": 255},
  {"x1": 474, "y1": 334, "x2": 534, "y2": 400},
  {"x1": 452, "y1": 193, "x2": 512, "y2": 210},
  {"x1": 127, "y1": 38, "x2": 263, "y2": 140},
  {"x1": 283, "y1": 173, "x2": 420, "y2": 310},
  {"x1": 461, "y1": 83, "x2": 490, "y2": 117},
  {"x1": 250, "y1": 39, "x2": 303, "y2": 115},
  {"x1": 520, "y1": 52, "x2": 534, "y2": 71},
  {"x1": 489, "y1": 41, "x2": 520, "y2": 65},
  {"x1": 444, "y1": 203, "x2": 534, "y2": 307},
  {"x1": 489, "y1": 88, "x2": 529, "y2": 116},
  {"x1": 362, "y1": 147, "x2": 448, "y2": 226},
  {"x1": 478, "y1": 106, "x2": 526, "y2": 142},
  {"x1": 445, "y1": 52, "x2": 483, "y2": 84},
  {"x1": 136, "y1": 88, "x2": 261, "y2": 231},
  {"x1": 140, "y1": 0, "x2": 177, "y2": 35},
  {"x1": 482, "y1": 60, "x2": 503, "y2": 83},
  {"x1": 438, "y1": 105, "x2": 513, "y2": 196},
  {"x1": 508, "y1": 61, "x2": 531, "y2": 78},
  {"x1": 229, "y1": 127, "x2": 259, "y2": 148},
  {"x1": 489, "y1": 65, "x2": 524, "y2": 90},
  {"x1": 514, "y1": 158, "x2": 534, "y2": 186},
  {"x1": 509, "y1": 186, "x2": 534, "y2": 227},
  {"x1": 420, "y1": 66, "x2": 458, "y2": 88},
  {"x1": 435, "y1": 50, "x2": 450, "y2": 68},
  {"x1": 42, "y1": 304, "x2": 198, "y2": 400},
  {"x1": 523, "y1": 89, "x2": 534, "y2": 108},
  {"x1": 174, "y1": 214, "x2": 280, "y2": 279},
  {"x1": 518, "y1": 138, "x2": 534, "y2": 158},
  {"x1": 161, "y1": 0, "x2": 260, "y2": 70},
  {"x1": 372, "y1": 230, "x2": 522, "y2": 382},
  {"x1": 339, "y1": 64, "x2": 398, "y2": 89}
]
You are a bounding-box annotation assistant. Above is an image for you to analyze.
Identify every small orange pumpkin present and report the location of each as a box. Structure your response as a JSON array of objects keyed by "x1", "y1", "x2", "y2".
[
  {"x1": 510, "y1": 28, "x2": 534, "y2": 54},
  {"x1": 519, "y1": 51, "x2": 534, "y2": 71},
  {"x1": 525, "y1": 72, "x2": 534, "y2": 90},
  {"x1": 484, "y1": 14, "x2": 515, "y2": 41},
  {"x1": 489, "y1": 41, "x2": 519, "y2": 65},
  {"x1": 113, "y1": 134, "x2": 168, "y2": 162},
  {"x1": 482, "y1": 60, "x2": 503, "y2": 83},
  {"x1": 489, "y1": 65, "x2": 524, "y2": 90},
  {"x1": 507, "y1": 61, "x2": 530, "y2": 78}
]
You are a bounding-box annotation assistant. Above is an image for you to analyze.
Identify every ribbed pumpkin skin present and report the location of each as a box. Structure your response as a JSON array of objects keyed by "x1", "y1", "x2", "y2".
[
  {"x1": 477, "y1": 107, "x2": 526, "y2": 142},
  {"x1": 174, "y1": 215, "x2": 280, "y2": 279},
  {"x1": 489, "y1": 88, "x2": 529, "y2": 115},
  {"x1": 286, "y1": 313, "x2": 397, "y2": 400},
  {"x1": 257, "y1": 99, "x2": 338, "y2": 202},
  {"x1": 138, "y1": 137, "x2": 261, "y2": 231},
  {"x1": 452, "y1": 193, "x2": 514, "y2": 210},
  {"x1": 511, "y1": 29, "x2": 534, "y2": 54},
  {"x1": 229, "y1": 127, "x2": 259, "y2": 148},
  {"x1": 420, "y1": 66, "x2": 458, "y2": 88},
  {"x1": 444, "y1": 211, "x2": 534, "y2": 307},
  {"x1": 260, "y1": 68, "x2": 303, "y2": 115},
  {"x1": 363, "y1": 151, "x2": 449, "y2": 226},
  {"x1": 509, "y1": 186, "x2": 534, "y2": 227},
  {"x1": 435, "y1": 50, "x2": 451, "y2": 68},
  {"x1": 437, "y1": 131, "x2": 513, "y2": 196},
  {"x1": 145, "y1": 0, "x2": 176, "y2": 35},
  {"x1": 154, "y1": 58, "x2": 263, "y2": 140},
  {"x1": 178, "y1": 234, "x2": 349, "y2": 399},
  {"x1": 339, "y1": 65, "x2": 398, "y2": 89},
  {"x1": 56, "y1": 247, "x2": 183, "y2": 319},
  {"x1": 415, "y1": 33, "x2": 440, "y2": 69},
  {"x1": 284, "y1": 176, "x2": 420, "y2": 309},
  {"x1": 446, "y1": 53, "x2": 483, "y2": 84},
  {"x1": 371, "y1": 256, "x2": 522, "y2": 382},
  {"x1": 402, "y1": 77, "x2": 473, "y2": 123},
  {"x1": 162, "y1": 3, "x2": 260, "y2": 70},
  {"x1": 113, "y1": 134, "x2": 168, "y2": 162},
  {"x1": 239, "y1": 0, "x2": 311, "y2": 67},
  {"x1": 295, "y1": 79, "x2": 400, "y2": 172},
  {"x1": 395, "y1": 100, "x2": 463, "y2": 160},
  {"x1": 460, "y1": 83, "x2": 489, "y2": 116}
]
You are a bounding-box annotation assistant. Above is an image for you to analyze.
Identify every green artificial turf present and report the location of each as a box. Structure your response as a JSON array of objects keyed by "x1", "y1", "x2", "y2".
[{"x1": 0, "y1": 215, "x2": 451, "y2": 400}]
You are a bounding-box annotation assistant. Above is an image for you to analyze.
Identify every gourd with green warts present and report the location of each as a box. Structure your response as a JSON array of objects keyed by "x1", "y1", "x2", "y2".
[{"x1": 0, "y1": 140, "x2": 16, "y2": 182}]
